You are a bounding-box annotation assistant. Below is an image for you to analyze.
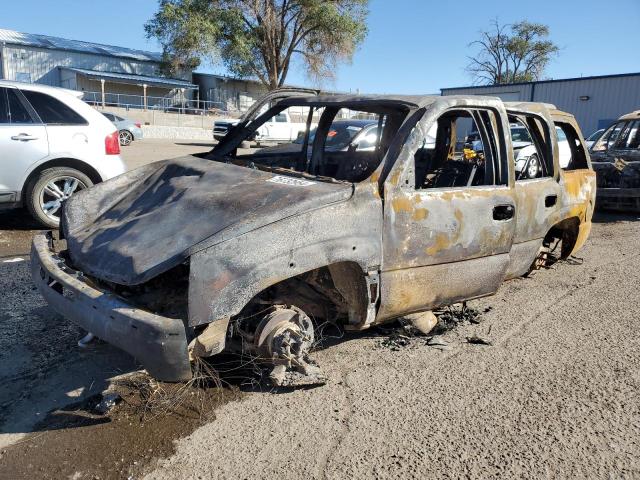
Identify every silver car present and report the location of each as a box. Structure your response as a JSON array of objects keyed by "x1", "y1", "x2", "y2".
[{"x1": 101, "y1": 112, "x2": 143, "y2": 146}]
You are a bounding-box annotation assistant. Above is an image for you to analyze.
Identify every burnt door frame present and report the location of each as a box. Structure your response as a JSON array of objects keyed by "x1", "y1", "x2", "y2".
[{"x1": 377, "y1": 99, "x2": 517, "y2": 322}]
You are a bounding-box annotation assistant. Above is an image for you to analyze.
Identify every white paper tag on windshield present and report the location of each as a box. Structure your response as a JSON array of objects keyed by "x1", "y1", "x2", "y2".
[{"x1": 267, "y1": 175, "x2": 316, "y2": 186}]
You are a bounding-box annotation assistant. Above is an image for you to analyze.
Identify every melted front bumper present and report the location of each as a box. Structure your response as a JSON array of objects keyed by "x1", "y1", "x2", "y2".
[{"x1": 30, "y1": 232, "x2": 192, "y2": 382}]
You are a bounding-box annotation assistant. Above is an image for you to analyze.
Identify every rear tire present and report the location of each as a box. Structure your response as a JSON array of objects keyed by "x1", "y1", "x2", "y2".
[
  {"x1": 119, "y1": 130, "x2": 133, "y2": 146},
  {"x1": 25, "y1": 167, "x2": 93, "y2": 228},
  {"x1": 526, "y1": 154, "x2": 540, "y2": 179}
]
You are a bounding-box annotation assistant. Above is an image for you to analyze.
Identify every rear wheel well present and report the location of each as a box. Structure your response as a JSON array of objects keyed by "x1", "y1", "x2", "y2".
[
  {"x1": 544, "y1": 217, "x2": 580, "y2": 259},
  {"x1": 21, "y1": 159, "x2": 102, "y2": 204}
]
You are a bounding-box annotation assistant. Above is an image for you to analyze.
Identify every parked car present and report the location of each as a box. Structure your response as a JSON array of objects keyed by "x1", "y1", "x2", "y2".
[
  {"x1": 0, "y1": 81, "x2": 125, "y2": 227},
  {"x1": 32, "y1": 90, "x2": 595, "y2": 386},
  {"x1": 515, "y1": 126, "x2": 572, "y2": 178},
  {"x1": 101, "y1": 112, "x2": 143, "y2": 146},
  {"x1": 257, "y1": 119, "x2": 379, "y2": 156},
  {"x1": 213, "y1": 117, "x2": 241, "y2": 142},
  {"x1": 470, "y1": 124, "x2": 571, "y2": 179},
  {"x1": 214, "y1": 109, "x2": 309, "y2": 147},
  {"x1": 213, "y1": 87, "x2": 319, "y2": 148},
  {"x1": 585, "y1": 128, "x2": 605, "y2": 148},
  {"x1": 590, "y1": 110, "x2": 640, "y2": 211}
]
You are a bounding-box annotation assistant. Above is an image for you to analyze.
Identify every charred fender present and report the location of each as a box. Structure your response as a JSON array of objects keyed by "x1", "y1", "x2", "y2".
[{"x1": 187, "y1": 183, "x2": 383, "y2": 336}]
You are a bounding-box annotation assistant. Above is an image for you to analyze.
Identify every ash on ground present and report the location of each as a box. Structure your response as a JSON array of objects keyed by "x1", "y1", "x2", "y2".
[{"x1": 377, "y1": 304, "x2": 492, "y2": 351}]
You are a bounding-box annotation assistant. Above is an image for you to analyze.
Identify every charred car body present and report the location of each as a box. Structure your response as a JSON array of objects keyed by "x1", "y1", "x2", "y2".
[
  {"x1": 31, "y1": 90, "x2": 596, "y2": 384},
  {"x1": 590, "y1": 110, "x2": 640, "y2": 211}
]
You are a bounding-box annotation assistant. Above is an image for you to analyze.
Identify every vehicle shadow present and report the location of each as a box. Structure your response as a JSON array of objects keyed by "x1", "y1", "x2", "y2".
[
  {"x1": 174, "y1": 142, "x2": 216, "y2": 148},
  {"x1": 0, "y1": 207, "x2": 43, "y2": 231},
  {"x1": 206, "y1": 322, "x2": 385, "y2": 395},
  {"x1": 592, "y1": 209, "x2": 640, "y2": 223}
]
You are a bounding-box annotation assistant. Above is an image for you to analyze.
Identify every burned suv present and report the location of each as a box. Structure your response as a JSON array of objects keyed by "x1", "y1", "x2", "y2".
[
  {"x1": 31, "y1": 90, "x2": 596, "y2": 385},
  {"x1": 590, "y1": 110, "x2": 640, "y2": 211}
]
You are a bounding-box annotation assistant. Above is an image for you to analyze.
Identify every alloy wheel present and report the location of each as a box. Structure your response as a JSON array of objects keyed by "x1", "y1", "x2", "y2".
[{"x1": 39, "y1": 176, "x2": 87, "y2": 222}]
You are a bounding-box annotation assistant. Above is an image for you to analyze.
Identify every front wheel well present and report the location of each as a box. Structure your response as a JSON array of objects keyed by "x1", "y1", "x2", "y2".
[
  {"x1": 544, "y1": 216, "x2": 581, "y2": 259},
  {"x1": 234, "y1": 261, "x2": 370, "y2": 328},
  {"x1": 21, "y1": 158, "x2": 103, "y2": 204}
]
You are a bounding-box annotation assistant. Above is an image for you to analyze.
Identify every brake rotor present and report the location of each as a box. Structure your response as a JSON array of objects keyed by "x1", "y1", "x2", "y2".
[{"x1": 254, "y1": 306, "x2": 314, "y2": 366}]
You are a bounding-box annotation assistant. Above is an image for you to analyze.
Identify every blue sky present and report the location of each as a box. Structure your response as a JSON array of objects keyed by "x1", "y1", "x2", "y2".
[{"x1": 2, "y1": 0, "x2": 639, "y2": 93}]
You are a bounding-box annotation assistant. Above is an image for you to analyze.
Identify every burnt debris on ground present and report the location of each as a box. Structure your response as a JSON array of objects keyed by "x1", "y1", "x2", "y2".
[{"x1": 377, "y1": 303, "x2": 492, "y2": 351}]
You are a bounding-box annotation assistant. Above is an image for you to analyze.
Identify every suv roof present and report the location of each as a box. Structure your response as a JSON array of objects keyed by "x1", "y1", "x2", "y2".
[
  {"x1": 278, "y1": 94, "x2": 440, "y2": 110},
  {"x1": 0, "y1": 80, "x2": 84, "y2": 98},
  {"x1": 619, "y1": 110, "x2": 640, "y2": 121}
]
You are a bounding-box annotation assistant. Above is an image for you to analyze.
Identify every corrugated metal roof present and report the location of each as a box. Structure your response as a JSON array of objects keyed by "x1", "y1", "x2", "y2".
[
  {"x1": 0, "y1": 28, "x2": 161, "y2": 62},
  {"x1": 441, "y1": 72, "x2": 640, "y2": 92},
  {"x1": 62, "y1": 67, "x2": 197, "y2": 89}
]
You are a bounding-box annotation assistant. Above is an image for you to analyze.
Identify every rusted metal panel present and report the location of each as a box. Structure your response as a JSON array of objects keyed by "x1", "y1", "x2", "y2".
[
  {"x1": 378, "y1": 254, "x2": 510, "y2": 321},
  {"x1": 378, "y1": 96, "x2": 517, "y2": 321}
]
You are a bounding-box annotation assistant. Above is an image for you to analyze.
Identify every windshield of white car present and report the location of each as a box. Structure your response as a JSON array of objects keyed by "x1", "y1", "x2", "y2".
[{"x1": 511, "y1": 127, "x2": 532, "y2": 143}]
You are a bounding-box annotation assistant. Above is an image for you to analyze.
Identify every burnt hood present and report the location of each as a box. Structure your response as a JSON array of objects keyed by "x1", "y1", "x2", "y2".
[{"x1": 62, "y1": 156, "x2": 353, "y2": 285}]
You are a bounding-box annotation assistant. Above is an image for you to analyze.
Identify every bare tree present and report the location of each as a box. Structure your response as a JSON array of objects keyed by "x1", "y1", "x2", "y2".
[
  {"x1": 145, "y1": 0, "x2": 369, "y2": 90},
  {"x1": 467, "y1": 20, "x2": 559, "y2": 85}
]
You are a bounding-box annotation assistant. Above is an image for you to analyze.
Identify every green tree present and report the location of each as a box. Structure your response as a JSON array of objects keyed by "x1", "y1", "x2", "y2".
[
  {"x1": 466, "y1": 20, "x2": 560, "y2": 85},
  {"x1": 145, "y1": 0, "x2": 369, "y2": 89}
]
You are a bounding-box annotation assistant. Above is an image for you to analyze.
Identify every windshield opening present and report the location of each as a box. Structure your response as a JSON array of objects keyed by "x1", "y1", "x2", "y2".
[
  {"x1": 208, "y1": 102, "x2": 407, "y2": 183},
  {"x1": 591, "y1": 122, "x2": 623, "y2": 152}
]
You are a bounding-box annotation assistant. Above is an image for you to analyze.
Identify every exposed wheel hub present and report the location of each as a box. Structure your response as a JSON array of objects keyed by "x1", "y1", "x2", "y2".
[{"x1": 254, "y1": 306, "x2": 326, "y2": 387}]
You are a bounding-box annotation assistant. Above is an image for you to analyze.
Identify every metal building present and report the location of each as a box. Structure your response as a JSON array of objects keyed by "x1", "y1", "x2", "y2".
[
  {"x1": 193, "y1": 72, "x2": 269, "y2": 113},
  {"x1": 441, "y1": 72, "x2": 640, "y2": 137},
  {"x1": 0, "y1": 28, "x2": 197, "y2": 109}
]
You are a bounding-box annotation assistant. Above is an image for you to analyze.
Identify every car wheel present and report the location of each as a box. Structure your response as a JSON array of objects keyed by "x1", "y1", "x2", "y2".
[
  {"x1": 240, "y1": 140, "x2": 252, "y2": 149},
  {"x1": 526, "y1": 154, "x2": 540, "y2": 179},
  {"x1": 26, "y1": 167, "x2": 93, "y2": 228},
  {"x1": 119, "y1": 130, "x2": 133, "y2": 146}
]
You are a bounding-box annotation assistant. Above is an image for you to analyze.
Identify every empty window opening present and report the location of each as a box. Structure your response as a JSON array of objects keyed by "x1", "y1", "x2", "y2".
[
  {"x1": 414, "y1": 109, "x2": 504, "y2": 189},
  {"x1": 555, "y1": 122, "x2": 589, "y2": 170},
  {"x1": 591, "y1": 122, "x2": 624, "y2": 154},
  {"x1": 213, "y1": 103, "x2": 408, "y2": 183},
  {"x1": 508, "y1": 114, "x2": 553, "y2": 181}
]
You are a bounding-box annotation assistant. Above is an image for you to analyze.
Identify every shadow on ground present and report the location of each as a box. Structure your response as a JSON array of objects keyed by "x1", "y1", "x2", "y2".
[
  {"x1": 174, "y1": 141, "x2": 216, "y2": 148},
  {"x1": 592, "y1": 209, "x2": 640, "y2": 223}
]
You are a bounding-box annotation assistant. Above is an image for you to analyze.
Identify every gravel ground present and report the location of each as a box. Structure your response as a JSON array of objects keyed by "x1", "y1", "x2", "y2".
[
  {"x1": 141, "y1": 212, "x2": 640, "y2": 480},
  {"x1": 0, "y1": 142, "x2": 638, "y2": 479}
]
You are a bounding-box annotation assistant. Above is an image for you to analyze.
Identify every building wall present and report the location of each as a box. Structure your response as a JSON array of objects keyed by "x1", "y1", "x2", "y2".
[
  {"x1": 0, "y1": 44, "x2": 160, "y2": 85},
  {"x1": 193, "y1": 73, "x2": 268, "y2": 112},
  {"x1": 74, "y1": 76, "x2": 183, "y2": 108},
  {"x1": 441, "y1": 74, "x2": 640, "y2": 136},
  {"x1": 533, "y1": 76, "x2": 640, "y2": 134}
]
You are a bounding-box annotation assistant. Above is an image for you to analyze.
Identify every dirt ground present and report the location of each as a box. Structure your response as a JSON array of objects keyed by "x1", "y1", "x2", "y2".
[
  {"x1": 119, "y1": 138, "x2": 215, "y2": 170},
  {"x1": 0, "y1": 143, "x2": 638, "y2": 478}
]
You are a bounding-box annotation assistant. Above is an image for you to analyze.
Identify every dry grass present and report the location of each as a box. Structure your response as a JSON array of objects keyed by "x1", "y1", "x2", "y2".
[{"x1": 114, "y1": 357, "x2": 224, "y2": 421}]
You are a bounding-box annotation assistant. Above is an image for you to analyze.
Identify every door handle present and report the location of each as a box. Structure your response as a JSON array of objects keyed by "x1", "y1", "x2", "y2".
[
  {"x1": 11, "y1": 133, "x2": 39, "y2": 141},
  {"x1": 545, "y1": 195, "x2": 558, "y2": 208},
  {"x1": 493, "y1": 204, "x2": 515, "y2": 221}
]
